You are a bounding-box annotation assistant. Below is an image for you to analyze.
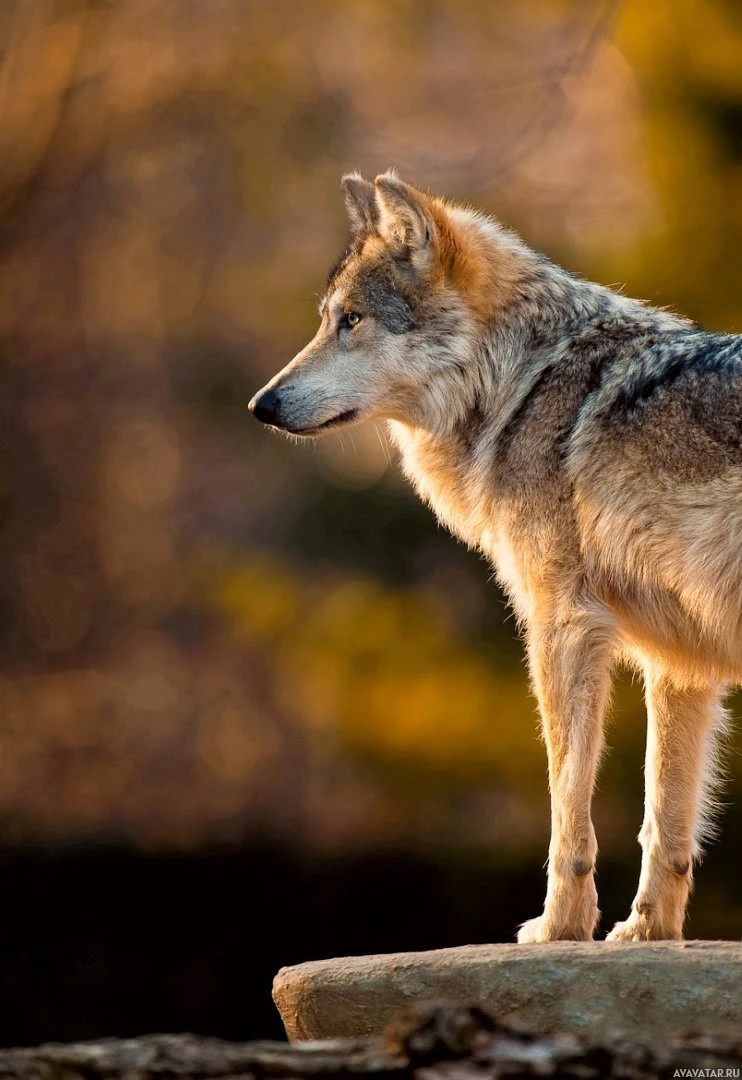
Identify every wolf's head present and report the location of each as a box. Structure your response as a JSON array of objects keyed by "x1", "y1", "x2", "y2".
[{"x1": 249, "y1": 172, "x2": 525, "y2": 436}]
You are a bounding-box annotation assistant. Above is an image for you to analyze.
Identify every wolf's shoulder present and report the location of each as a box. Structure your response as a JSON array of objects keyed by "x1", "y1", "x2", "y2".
[
  {"x1": 603, "y1": 329, "x2": 742, "y2": 417},
  {"x1": 573, "y1": 327, "x2": 742, "y2": 480}
]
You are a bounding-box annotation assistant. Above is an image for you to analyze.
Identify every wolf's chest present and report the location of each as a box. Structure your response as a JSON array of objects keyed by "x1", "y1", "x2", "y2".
[
  {"x1": 410, "y1": 452, "x2": 532, "y2": 618},
  {"x1": 393, "y1": 425, "x2": 493, "y2": 547},
  {"x1": 390, "y1": 422, "x2": 549, "y2": 624}
]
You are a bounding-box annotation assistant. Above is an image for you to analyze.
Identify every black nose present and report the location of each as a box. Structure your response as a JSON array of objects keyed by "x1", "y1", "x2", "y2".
[{"x1": 249, "y1": 387, "x2": 280, "y2": 425}]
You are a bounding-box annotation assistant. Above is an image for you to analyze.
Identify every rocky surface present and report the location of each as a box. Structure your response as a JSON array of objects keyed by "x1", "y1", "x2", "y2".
[
  {"x1": 2, "y1": 1004, "x2": 742, "y2": 1080},
  {"x1": 272, "y1": 940, "x2": 742, "y2": 1042}
]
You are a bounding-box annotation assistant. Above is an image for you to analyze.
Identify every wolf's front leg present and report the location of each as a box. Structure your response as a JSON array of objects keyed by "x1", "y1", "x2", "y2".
[
  {"x1": 517, "y1": 613, "x2": 615, "y2": 943},
  {"x1": 607, "y1": 669, "x2": 727, "y2": 942}
]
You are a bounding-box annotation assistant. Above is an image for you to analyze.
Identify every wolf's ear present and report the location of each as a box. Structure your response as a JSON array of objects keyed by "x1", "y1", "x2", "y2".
[
  {"x1": 341, "y1": 173, "x2": 378, "y2": 235},
  {"x1": 374, "y1": 172, "x2": 435, "y2": 257}
]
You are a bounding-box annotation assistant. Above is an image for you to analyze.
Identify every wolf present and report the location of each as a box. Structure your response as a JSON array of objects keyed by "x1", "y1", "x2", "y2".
[{"x1": 249, "y1": 171, "x2": 742, "y2": 942}]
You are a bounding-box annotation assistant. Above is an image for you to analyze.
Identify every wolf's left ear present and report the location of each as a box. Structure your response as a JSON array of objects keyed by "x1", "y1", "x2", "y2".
[
  {"x1": 341, "y1": 173, "x2": 378, "y2": 235},
  {"x1": 374, "y1": 172, "x2": 436, "y2": 258}
]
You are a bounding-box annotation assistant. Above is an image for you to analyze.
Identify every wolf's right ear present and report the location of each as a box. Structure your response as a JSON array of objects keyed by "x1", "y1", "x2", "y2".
[
  {"x1": 373, "y1": 172, "x2": 437, "y2": 261},
  {"x1": 341, "y1": 173, "x2": 378, "y2": 235}
]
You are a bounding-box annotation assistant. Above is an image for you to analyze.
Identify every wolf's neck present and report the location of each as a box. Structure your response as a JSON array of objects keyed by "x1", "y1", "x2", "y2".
[
  {"x1": 472, "y1": 259, "x2": 628, "y2": 436},
  {"x1": 410, "y1": 214, "x2": 682, "y2": 444},
  {"x1": 392, "y1": 255, "x2": 633, "y2": 451},
  {"x1": 387, "y1": 222, "x2": 681, "y2": 545}
]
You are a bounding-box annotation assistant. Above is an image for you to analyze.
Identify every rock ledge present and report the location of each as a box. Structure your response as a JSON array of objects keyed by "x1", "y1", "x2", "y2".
[{"x1": 273, "y1": 940, "x2": 742, "y2": 1041}]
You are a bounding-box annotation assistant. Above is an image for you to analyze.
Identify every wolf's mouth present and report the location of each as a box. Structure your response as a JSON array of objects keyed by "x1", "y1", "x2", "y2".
[{"x1": 289, "y1": 409, "x2": 359, "y2": 436}]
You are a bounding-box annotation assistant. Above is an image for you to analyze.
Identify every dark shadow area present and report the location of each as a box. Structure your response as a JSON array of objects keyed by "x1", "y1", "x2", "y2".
[
  {"x1": 0, "y1": 843, "x2": 542, "y2": 1045},
  {"x1": 0, "y1": 836, "x2": 740, "y2": 1048}
]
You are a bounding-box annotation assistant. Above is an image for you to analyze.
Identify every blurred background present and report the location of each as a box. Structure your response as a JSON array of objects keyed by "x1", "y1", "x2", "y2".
[{"x1": 0, "y1": 0, "x2": 741, "y2": 1048}]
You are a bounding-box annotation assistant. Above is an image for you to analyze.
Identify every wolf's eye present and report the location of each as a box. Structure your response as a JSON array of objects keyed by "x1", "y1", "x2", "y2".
[{"x1": 340, "y1": 311, "x2": 362, "y2": 330}]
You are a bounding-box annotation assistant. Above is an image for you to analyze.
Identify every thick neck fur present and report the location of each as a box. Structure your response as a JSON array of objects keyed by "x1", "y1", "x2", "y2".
[
  {"x1": 401, "y1": 212, "x2": 686, "y2": 440},
  {"x1": 387, "y1": 210, "x2": 690, "y2": 543}
]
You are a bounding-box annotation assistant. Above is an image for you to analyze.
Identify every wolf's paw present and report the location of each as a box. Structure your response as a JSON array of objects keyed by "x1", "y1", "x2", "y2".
[
  {"x1": 517, "y1": 914, "x2": 595, "y2": 943},
  {"x1": 606, "y1": 915, "x2": 681, "y2": 942},
  {"x1": 517, "y1": 916, "x2": 552, "y2": 943},
  {"x1": 605, "y1": 919, "x2": 645, "y2": 942}
]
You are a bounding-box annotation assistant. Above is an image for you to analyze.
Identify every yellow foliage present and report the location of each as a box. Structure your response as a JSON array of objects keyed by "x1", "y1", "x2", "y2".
[{"x1": 212, "y1": 556, "x2": 545, "y2": 787}]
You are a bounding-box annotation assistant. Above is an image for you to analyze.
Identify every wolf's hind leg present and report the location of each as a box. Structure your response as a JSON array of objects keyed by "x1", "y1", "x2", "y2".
[
  {"x1": 607, "y1": 668, "x2": 728, "y2": 942},
  {"x1": 517, "y1": 610, "x2": 615, "y2": 943}
]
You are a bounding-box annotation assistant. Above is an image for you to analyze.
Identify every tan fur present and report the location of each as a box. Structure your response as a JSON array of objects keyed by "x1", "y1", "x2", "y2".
[
  {"x1": 434, "y1": 202, "x2": 525, "y2": 320},
  {"x1": 250, "y1": 173, "x2": 742, "y2": 942}
]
